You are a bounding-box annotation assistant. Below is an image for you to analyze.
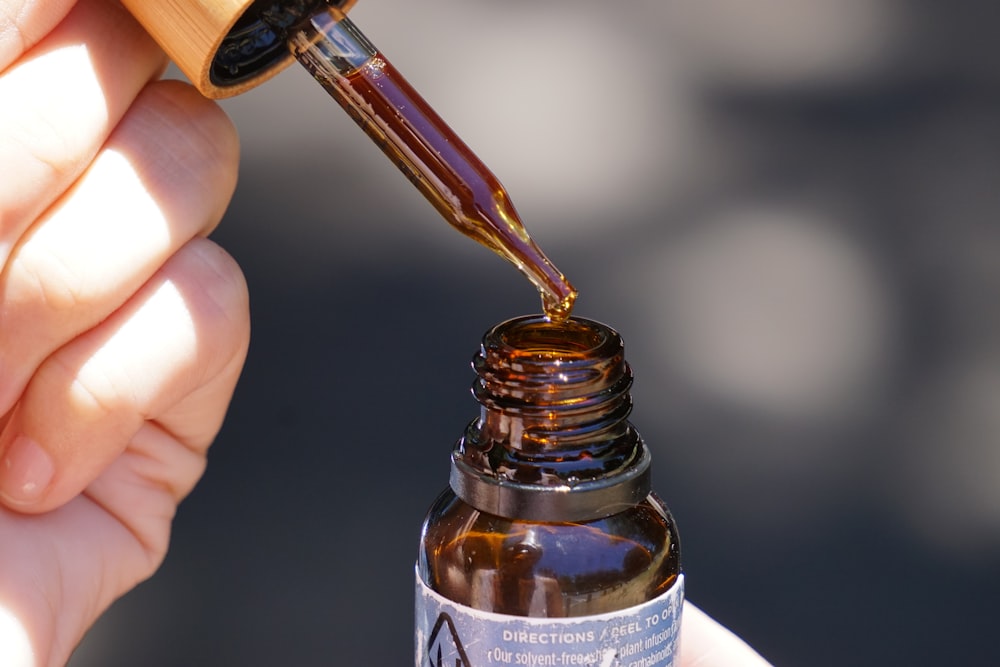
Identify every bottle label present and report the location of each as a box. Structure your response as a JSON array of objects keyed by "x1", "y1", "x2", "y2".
[{"x1": 414, "y1": 570, "x2": 684, "y2": 667}]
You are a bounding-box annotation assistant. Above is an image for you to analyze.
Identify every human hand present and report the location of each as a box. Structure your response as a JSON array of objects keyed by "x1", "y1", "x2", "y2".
[
  {"x1": 0, "y1": 1, "x2": 248, "y2": 665},
  {"x1": 681, "y1": 601, "x2": 774, "y2": 666}
]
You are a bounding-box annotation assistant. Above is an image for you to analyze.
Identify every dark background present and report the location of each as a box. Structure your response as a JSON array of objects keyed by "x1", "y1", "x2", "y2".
[{"x1": 72, "y1": 0, "x2": 1000, "y2": 664}]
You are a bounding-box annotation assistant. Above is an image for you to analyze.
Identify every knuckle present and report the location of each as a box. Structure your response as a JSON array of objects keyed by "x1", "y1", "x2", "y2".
[
  {"x1": 185, "y1": 238, "x2": 248, "y2": 317},
  {"x1": 177, "y1": 238, "x2": 250, "y2": 355},
  {"x1": 1, "y1": 46, "x2": 107, "y2": 181},
  {"x1": 46, "y1": 351, "x2": 121, "y2": 424},
  {"x1": 160, "y1": 238, "x2": 250, "y2": 394},
  {"x1": 0, "y1": 5, "x2": 28, "y2": 68},
  {"x1": 133, "y1": 82, "x2": 240, "y2": 226},
  {"x1": 7, "y1": 244, "x2": 88, "y2": 315},
  {"x1": 7, "y1": 111, "x2": 83, "y2": 182},
  {"x1": 0, "y1": 1, "x2": 78, "y2": 72}
]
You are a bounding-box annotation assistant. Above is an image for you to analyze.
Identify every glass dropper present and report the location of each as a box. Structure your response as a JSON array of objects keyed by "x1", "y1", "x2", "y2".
[{"x1": 276, "y1": 4, "x2": 577, "y2": 321}]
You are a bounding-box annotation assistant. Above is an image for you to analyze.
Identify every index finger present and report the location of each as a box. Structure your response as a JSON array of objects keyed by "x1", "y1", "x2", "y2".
[{"x1": 0, "y1": 0, "x2": 166, "y2": 265}]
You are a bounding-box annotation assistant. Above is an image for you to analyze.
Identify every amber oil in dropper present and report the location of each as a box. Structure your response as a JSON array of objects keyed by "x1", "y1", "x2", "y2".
[{"x1": 280, "y1": 5, "x2": 576, "y2": 321}]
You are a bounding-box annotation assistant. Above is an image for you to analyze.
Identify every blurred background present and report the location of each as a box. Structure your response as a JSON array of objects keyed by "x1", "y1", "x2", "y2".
[{"x1": 72, "y1": 0, "x2": 1000, "y2": 664}]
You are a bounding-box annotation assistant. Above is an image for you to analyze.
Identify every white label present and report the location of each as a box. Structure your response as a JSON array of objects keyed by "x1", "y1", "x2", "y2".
[{"x1": 415, "y1": 569, "x2": 684, "y2": 667}]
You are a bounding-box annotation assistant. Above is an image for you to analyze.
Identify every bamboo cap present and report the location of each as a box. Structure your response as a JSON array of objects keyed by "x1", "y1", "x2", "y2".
[{"x1": 122, "y1": 0, "x2": 357, "y2": 98}]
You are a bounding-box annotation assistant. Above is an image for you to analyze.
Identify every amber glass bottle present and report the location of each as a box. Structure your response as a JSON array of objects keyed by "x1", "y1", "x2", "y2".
[{"x1": 415, "y1": 316, "x2": 682, "y2": 667}]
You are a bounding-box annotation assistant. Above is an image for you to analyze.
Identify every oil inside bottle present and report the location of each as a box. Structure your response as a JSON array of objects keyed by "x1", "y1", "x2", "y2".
[
  {"x1": 282, "y1": 6, "x2": 577, "y2": 321},
  {"x1": 420, "y1": 490, "x2": 679, "y2": 617}
]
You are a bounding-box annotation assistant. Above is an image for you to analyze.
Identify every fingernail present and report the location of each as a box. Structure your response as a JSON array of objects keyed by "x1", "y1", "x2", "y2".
[{"x1": 0, "y1": 435, "x2": 54, "y2": 506}]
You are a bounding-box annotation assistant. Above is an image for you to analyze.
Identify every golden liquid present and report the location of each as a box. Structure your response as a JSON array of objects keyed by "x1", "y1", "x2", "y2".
[
  {"x1": 419, "y1": 492, "x2": 680, "y2": 617},
  {"x1": 290, "y1": 11, "x2": 577, "y2": 321}
]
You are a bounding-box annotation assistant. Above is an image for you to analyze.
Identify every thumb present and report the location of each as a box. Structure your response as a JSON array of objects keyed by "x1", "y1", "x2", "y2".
[{"x1": 680, "y1": 601, "x2": 773, "y2": 666}]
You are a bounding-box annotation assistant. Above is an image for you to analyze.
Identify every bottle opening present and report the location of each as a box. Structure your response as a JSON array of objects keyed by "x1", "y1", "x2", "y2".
[
  {"x1": 494, "y1": 317, "x2": 608, "y2": 358},
  {"x1": 451, "y1": 315, "x2": 651, "y2": 522},
  {"x1": 475, "y1": 316, "x2": 630, "y2": 412}
]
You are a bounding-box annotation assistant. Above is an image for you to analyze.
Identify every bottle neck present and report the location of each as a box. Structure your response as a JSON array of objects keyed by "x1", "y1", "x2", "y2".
[{"x1": 451, "y1": 316, "x2": 651, "y2": 522}]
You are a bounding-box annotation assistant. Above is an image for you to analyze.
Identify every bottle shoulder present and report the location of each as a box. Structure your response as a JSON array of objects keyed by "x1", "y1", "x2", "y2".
[{"x1": 418, "y1": 489, "x2": 680, "y2": 617}]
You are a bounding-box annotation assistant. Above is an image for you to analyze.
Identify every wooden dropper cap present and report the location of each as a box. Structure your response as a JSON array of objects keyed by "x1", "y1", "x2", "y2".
[{"x1": 122, "y1": 0, "x2": 357, "y2": 99}]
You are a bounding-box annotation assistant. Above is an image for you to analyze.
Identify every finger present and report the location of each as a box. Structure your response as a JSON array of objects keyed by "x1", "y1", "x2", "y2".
[
  {"x1": 0, "y1": 0, "x2": 166, "y2": 263},
  {"x1": 0, "y1": 424, "x2": 209, "y2": 667},
  {"x1": 0, "y1": 79, "x2": 240, "y2": 413},
  {"x1": 0, "y1": 0, "x2": 75, "y2": 72},
  {"x1": 0, "y1": 237, "x2": 250, "y2": 512},
  {"x1": 680, "y1": 601, "x2": 773, "y2": 666}
]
